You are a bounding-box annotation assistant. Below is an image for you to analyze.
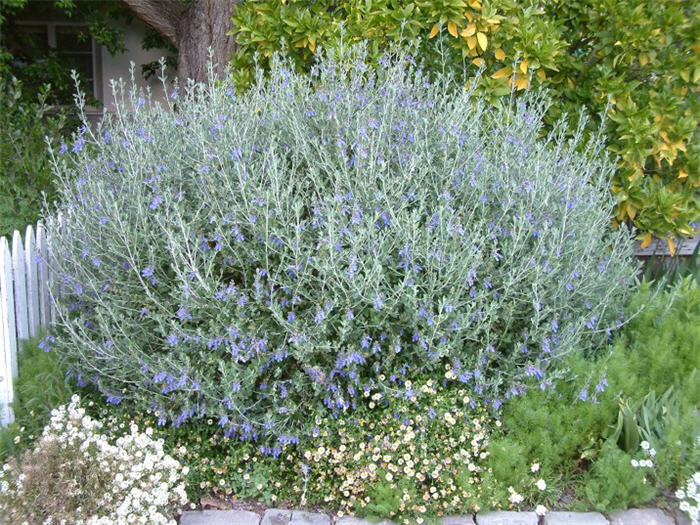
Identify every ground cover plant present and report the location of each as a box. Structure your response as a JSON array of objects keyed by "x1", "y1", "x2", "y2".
[
  {"x1": 482, "y1": 277, "x2": 700, "y2": 512},
  {"x1": 45, "y1": 44, "x2": 638, "y2": 444},
  {"x1": 231, "y1": 0, "x2": 700, "y2": 243}
]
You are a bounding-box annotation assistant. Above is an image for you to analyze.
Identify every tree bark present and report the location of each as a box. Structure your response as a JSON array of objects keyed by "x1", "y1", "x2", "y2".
[{"x1": 121, "y1": 0, "x2": 240, "y2": 83}]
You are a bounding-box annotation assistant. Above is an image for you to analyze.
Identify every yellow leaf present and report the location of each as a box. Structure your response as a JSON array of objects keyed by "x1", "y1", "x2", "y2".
[
  {"x1": 467, "y1": 36, "x2": 477, "y2": 50},
  {"x1": 537, "y1": 69, "x2": 546, "y2": 81},
  {"x1": 294, "y1": 39, "x2": 307, "y2": 48},
  {"x1": 461, "y1": 23, "x2": 477, "y2": 37},
  {"x1": 429, "y1": 24, "x2": 439, "y2": 39},
  {"x1": 494, "y1": 48, "x2": 505, "y2": 61},
  {"x1": 448, "y1": 21, "x2": 458, "y2": 38},
  {"x1": 639, "y1": 54, "x2": 648, "y2": 66},
  {"x1": 308, "y1": 40, "x2": 316, "y2": 53},
  {"x1": 520, "y1": 60, "x2": 529, "y2": 74},
  {"x1": 679, "y1": 168, "x2": 688, "y2": 179},
  {"x1": 627, "y1": 204, "x2": 636, "y2": 220},
  {"x1": 667, "y1": 237, "x2": 676, "y2": 256},
  {"x1": 617, "y1": 202, "x2": 627, "y2": 221},
  {"x1": 513, "y1": 75, "x2": 529, "y2": 90},
  {"x1": 476, "y1": 32, "x2": 488, "y2": 51},
  {"x1": 472, "y1": 57, "x2": 485, "y2": 67},
  {"x1": 491, "y1": 67, "x2": 511, "y2": 79},
  {"x1": 640, "y1": 233, "x2": 652, "y2": 249},
  {"x1": 468, "y1": 0, "x2": 482, "y2": 9},
  {"x1": 676, "y1": 140, "x2": 687, "y2": 153}
]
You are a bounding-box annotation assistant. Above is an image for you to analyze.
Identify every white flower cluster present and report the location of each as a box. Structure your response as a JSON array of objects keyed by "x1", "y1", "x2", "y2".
[
  {"x1": 0, "y1": 395, "x2": 188, "y2": 525},
  {"x1": 630, "y1": 441, "x2": 656, "y2": 469},
  {"x1": 676, "y1": 472, "x2": 700, "y2": 525},
  {"x1": 507, "y1": 486, "x2": 524, "y2": 505}
]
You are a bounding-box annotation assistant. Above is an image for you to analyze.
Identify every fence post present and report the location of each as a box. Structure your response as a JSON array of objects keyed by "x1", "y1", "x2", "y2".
[{"x1": 0, "y1": 237, "x2": 17, "y2": 425}]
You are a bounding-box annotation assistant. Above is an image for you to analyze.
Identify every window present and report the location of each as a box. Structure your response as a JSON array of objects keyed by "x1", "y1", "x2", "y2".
[{"x1": 5, "y1": 21, "x2": 102, "y2": 105}]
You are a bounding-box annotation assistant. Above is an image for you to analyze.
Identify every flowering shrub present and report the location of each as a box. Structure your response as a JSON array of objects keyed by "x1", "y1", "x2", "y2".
[
  {"x1": 46, "y1": 45, "x2": 636, "y2": 441},
  {"x1": 0, "y1": 395, "x2": 187, "y2": 524},
  {"x1": 677, "y1": 471, "x2": 700, "y2": 525}
]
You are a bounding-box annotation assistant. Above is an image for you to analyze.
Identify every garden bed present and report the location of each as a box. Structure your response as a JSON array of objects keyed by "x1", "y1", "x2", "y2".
[{"x1": 0, "y1": 47, "x2": 697, "y2": 525}]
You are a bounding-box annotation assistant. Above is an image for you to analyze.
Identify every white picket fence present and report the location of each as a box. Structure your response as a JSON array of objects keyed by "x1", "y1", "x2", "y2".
[{"x1": 0, "y1": 221, "x2": 55, "y2": 426}]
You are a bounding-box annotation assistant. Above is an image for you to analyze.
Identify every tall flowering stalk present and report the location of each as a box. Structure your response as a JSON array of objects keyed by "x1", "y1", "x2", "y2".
[{"x1": 45, "y1": 44, "x2": 637, "y2": 442}]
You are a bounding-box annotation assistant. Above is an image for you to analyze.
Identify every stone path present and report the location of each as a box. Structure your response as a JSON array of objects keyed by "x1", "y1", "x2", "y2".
[{"x1": 179, "y1": 508, "x2": 683, "y2": 525}]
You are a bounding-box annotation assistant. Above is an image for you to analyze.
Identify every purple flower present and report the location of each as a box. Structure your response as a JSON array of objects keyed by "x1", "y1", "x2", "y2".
[
  {"x1": 373, "y1": 293, "x2": 385, "y2": 310},
  {"x1": 167, "y1": 333, "x2": 179, "y2": 346},
  {"x1": 177, "y1": 307, "x2": 192, "y2": 322},
  {"x1": 142, "y1": 267, "x2": 154, "y2": 277},
  {"x1": 105, "y1": 394, "x2": 122, "y2": 405},
  {"x1": 149, "y1": 195, "x2": 163, "y2": 210},
  {"x1": 72, "y1": 137, "x2": 85, "y2": 153},
  {"x1": 346, "y1": 255, "x2": 358, "y2": 279}
]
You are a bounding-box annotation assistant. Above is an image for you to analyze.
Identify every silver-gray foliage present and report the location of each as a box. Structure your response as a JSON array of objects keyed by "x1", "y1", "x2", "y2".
[{"x1": 45, "y1": 46, "x2": 638, "y2": 440}]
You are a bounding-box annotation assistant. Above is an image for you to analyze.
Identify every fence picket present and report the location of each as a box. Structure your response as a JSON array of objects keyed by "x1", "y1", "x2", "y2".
[
  {"x1": 0, "y1": 237, "x2": 17, "y2": 425},
  {"x1": 37, "y1": 222, "x2": 51, "y2": 327},
  {"x1": 25, "y1": 225, "x2": 40, "y2": 338},
  {"x1": 12, "y1": 231, "x2": 29, "y2": 344}
]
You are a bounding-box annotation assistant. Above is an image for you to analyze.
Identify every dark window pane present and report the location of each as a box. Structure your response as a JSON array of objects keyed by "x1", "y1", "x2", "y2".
[
  {"x1": 9, "y1": 24, "x2": 50, "y2": 57},
  {"x1": 62, "y1": 53, "x2": 94, "y2": 80},
  {"x1": 56, "y1": 26, "x2": 91, "y2": 52}
]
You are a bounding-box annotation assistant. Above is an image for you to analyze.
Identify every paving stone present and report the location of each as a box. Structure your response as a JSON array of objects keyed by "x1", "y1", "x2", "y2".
[
  {"x1": 442, "y1": 516, "x2": 476, "y2": 525},
  {"x1": 262, "y1": 509, "x2": 293, "y2": 525},
  {"x1": 475, "y1": 512, "x2": 538, "y2": 525},
  {"x1": 289, "y1": 510, "x2": 331, "y2": 525},
  {"x1": 335, "y1": 517, "x2": 396, "y2": 525},
  {"x1": 545, "y1": 512, "x2": 609, "y2": 525},
  {"x1": 674, "y1": 512, "x2": 692, "y2": 525},
  {"x1": 608, "y1": 509, "x2": 675, "y2": 525},
  {"x1": 179, "y1": 509, "x2": 261, "y2": 525}
]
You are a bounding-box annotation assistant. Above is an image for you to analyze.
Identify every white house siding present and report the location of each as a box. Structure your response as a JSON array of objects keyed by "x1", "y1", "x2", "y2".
[{"x1": 98, "y1": 21, "x2": 172, "y2": 114}]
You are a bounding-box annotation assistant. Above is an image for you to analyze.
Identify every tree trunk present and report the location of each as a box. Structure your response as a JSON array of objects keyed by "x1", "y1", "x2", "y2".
[{"x1": 121, "y1": 0, "x2": 240, "y2": 83}]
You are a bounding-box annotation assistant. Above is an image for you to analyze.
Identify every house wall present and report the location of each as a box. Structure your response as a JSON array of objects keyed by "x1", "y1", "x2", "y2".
[{"x1": 99, "y1": 22, "x2": 172, "y2": 113}]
